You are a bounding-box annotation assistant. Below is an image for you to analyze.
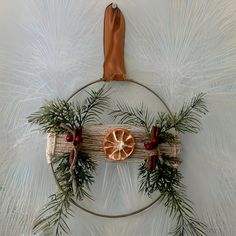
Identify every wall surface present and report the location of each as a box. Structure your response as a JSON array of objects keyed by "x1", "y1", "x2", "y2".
[{"x1": 0, "y1": 0, "x2": 236, "y2": 235}]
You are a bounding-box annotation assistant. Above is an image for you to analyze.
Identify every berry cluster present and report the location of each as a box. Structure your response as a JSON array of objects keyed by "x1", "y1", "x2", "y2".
[
  {"x1": 65, "y1": 133, "x2": 83, "y2": 144},
  {"x1": 144, "y1": 138, "x2": 158, "y2": 150}
]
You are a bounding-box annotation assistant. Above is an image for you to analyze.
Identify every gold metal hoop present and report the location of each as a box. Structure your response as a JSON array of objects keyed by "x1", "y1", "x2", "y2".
[{"x1": 51, "y1": 78, "x2": 173, "y2": 218}]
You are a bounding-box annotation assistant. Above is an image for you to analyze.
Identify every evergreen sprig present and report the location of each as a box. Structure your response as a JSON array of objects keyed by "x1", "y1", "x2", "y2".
[
  {"x1": 53, "y1": 152, "x2": 96, "y2": 200},
  {"x1": 138, "y1": 160, "x2": 181, "y2": 195},
  {"x1": 110, "y1": 102, "x2": 155, "y2": 133},
  {"x1": 156, "y1": 93, "x2": 208, "y2": 134},
  {"x1": 32, "y1": 154, "x2": 74, "y2": 236},
  {"x1": 29, "y1": 86, "x2": 102, "y2": 236},
  {"x1": 27, "y1": 85, "x2": 110, "y2": 133},
  {"x1": 33, "y1": 152, "x2": 96, "y2": 235},
  {"x1": 138, "y1": 163, "x2": 207, "y2": 236},
  {"x1": 80, "y1": 86, "x2": 111, "y2": 126},
  {"x1": 33, "y1": 190, "x2": 74, "y2": 236},
  {"x1": 28, "y1": 99, "x2": 77, "y2": 134},
  {"x1": 110, "y1": 93, "x2": 207, "y2": 143},
  {"x1": 111, "y1": 93, "x2": 208, "y2": 235}
]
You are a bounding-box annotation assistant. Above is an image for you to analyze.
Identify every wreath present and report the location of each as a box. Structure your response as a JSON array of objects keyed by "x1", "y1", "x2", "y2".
[
  {"x1": 28, "y1": 84, "x2": 208, "y2": 236},
  {"x1": 27, "y1": 4, "x2": 209, "y2": 236}
]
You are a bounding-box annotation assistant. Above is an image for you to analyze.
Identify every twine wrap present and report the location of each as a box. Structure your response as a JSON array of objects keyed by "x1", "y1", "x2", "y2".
[{"x1": 46, "y1": 124, "x2": 181, "y2": 166}]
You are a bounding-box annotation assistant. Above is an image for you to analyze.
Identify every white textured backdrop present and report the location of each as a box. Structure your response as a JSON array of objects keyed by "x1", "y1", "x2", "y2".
[{"x1": 0, "y1": 0, "x2": 236, "y2": 235}]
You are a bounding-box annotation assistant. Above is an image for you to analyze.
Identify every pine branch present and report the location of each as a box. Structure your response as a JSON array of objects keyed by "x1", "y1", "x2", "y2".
[
  {"x1": 110, "y1": 93, "x2": 207, "y2": 138},
  {"x1": 33, "y1": 152, "x2": 96, "y2": 235},
  {"x1": 138, "y1": 162, "x2": 207, "y2": 236},
  {"x1": 156, "y1": 93, "x2": 208, "y2": 134},
  {"x1": 32, "y1": 191, "x2": 73, "y2": 236},
  {"x1": 27, "y1": 99, "x2": 77, "y2": 134},
  {"x1": 53, "y1": 152, "x2": 96, "y2": 201},
  {"x1": 161, "y1": 184, "x2": 207, "y2": 236},
  {"x1": 81, "y1": 85, "x2": 111, "y2": 126},
  {"x1": 73, "y1": 152, "x2": 97, "y2": 200},
  {"x1": 136, "y1": 93, "x2": 208, "y2": 235},
  {"x1": 110, "y1": 102, "x2": 155, "y2": 133},
  {"x1": 27, "y1": 85, "x2": 111, "y2": 133}
]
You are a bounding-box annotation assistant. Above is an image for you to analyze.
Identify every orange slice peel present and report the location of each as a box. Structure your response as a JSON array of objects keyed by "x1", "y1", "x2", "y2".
[{"x1": 103, "y1": 128, "x2": 135, "y2": 161}]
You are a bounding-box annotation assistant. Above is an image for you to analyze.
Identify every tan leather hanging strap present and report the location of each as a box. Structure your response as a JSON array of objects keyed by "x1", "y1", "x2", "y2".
[{"x1": 103, "y1": 3, "x2": 126, "y2": 81}]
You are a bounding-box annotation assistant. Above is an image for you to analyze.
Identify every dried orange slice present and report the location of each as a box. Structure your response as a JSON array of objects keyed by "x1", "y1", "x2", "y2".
[{"x1": 103, "y1": 128, "x2": 135, "y2": 161}]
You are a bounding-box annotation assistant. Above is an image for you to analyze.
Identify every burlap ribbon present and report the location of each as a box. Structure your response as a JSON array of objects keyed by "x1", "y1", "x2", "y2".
[{"x1": 103, "y1": 3, "x2": 126, "y2": 81}]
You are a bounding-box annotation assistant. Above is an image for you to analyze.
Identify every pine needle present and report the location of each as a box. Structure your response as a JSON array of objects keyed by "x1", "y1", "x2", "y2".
[
  {"x1": 156, "y1": 93, "x2": 208, "y2": 134},
  {"x1": 113, "y1": 93, "x2": 209, "y2": 236},
  {"x1": 33, "y1": 191, "x2": 73, "y2": 236},
  {"x1": 27, "y1": 85, "x2": 111, "y2": 133},
  {"x1": 110, "y1": 102, "x2": 155, "y2": 133},
  {"x1": 33, "y1": 152, "x2": 96, "y2": 235},
  {"x1": 138, "y1": 162, "x2": 208, "y2": 236}
]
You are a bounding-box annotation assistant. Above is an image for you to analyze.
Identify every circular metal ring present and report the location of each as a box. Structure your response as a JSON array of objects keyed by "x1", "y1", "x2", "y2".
[
  {"x1": 51, "y1": 78, "x2": 172, "y2": 218},
  {"x1": 67, "y1": 79, "x2": 172, "y2": 115}
]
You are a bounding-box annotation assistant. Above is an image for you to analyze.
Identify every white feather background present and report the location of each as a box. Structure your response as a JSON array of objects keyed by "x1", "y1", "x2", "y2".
[{"x1": 0, "y1": 0, "x2": 236, "y2": 235}]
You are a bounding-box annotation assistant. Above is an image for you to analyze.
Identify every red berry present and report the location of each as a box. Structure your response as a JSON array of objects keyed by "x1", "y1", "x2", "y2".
[
  {"x1": 151, "y1": 138, "x2": 159, "y2": 147},
  {"x1": 144, "y1": 142, "x2": 154, "y2": 150},
  {"x1": 75, "y1": 135, "x2": 83, "y2": 144},
  {"x1": 66, "y1": 134, "x2": 74, "y2": 142}
]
